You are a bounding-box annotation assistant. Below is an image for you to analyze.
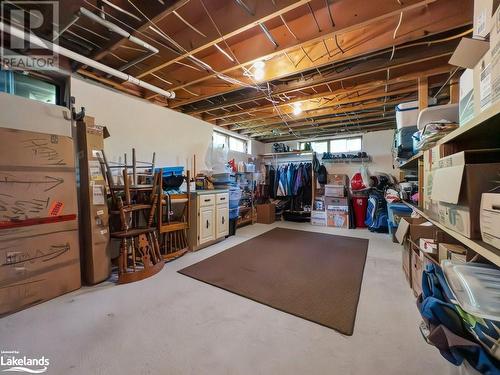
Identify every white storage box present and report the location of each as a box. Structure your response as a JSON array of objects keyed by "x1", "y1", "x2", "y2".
[
  {"x1": 417, "y1": 103, "x2": 459, "y2": 130},
  {"x1": 396, "y1": 99, "x2": 436, "y2": 129},
  {"x1": 480, "y1": 193, "x2": 500, "y2": 249}
]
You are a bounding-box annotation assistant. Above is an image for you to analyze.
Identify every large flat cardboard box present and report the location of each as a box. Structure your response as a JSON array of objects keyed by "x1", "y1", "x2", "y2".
[
  {"x1": 256, "y1": 203, "x2": 275, "y2": 224},
  {"x1": 432, "y1": 150, "x2": 500, "y2": 238},
  {"x1": 402, "y1": 240, "x2": 412, "y2": 287},
  {"x1": 77, "y1": 117, "x2": 111, "y2": 285},
  {"x1": 0, "y1": 128, "x2": 80, "y2": 315},
  {"x1": 0, "y1": 128, "x2": 75, "y2": 169},
  {"x1": 0, "y1": 224, "x2": 80, "y2": 316}
]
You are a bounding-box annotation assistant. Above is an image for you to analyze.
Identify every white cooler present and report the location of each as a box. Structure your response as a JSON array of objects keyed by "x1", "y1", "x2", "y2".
[{"x1": 396, "y1": 98, "x2": 437, "y2": 129}]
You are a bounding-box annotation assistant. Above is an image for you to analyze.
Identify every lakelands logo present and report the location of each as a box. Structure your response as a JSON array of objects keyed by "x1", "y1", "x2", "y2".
[{"x1": 0, "y1": 351, "x2": 50, "y2": 373}]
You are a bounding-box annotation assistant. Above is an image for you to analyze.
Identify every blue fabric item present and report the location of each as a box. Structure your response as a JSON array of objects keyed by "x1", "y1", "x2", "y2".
[{"x1": 418, "y1": 264, "x2": 500, "y2": 374}]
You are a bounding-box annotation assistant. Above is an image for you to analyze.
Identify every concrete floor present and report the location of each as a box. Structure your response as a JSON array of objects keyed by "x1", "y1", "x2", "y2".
[{"x1": 0, "y1": 222, "x2": 452, "y2": 375}]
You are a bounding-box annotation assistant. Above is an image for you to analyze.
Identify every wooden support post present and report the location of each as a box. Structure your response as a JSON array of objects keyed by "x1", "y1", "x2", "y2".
[
  {"x1": 418, "y1": 76, "x2": 429, "y2": 112},
  {"x1": 449, "y1": 77, "x2": 459, "y2": 104}
]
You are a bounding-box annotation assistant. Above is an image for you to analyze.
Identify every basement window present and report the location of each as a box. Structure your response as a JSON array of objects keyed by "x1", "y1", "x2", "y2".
[
  {"x1": 0, "y1": 70, "x2": 58, "y2": 104},
  {"x1": 300, "y1": 136, "x2": 362, "y2": 153},
  {"x1": 213, "y1": 131, "x2": 248, "y2": 154}
]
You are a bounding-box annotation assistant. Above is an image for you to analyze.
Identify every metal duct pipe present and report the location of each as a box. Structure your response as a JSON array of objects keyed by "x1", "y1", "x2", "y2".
[
  {"x1": 79, "y1": 7, "x2": 159, "y2": 54},
  {"x1": 0, "y1": 21, "x2": 175, "y2": 98}
]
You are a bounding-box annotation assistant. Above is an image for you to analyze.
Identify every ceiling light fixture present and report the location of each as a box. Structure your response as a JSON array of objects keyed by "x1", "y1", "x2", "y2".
[
  {"x1": 292, "y1": 102, "x2": 303, "y2": 116},
  {"x1": 253, "y1": 60, "x2": 265, "y2": 81}
]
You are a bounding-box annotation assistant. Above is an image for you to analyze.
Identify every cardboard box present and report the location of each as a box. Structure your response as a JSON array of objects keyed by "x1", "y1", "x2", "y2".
[
  {"x1": 0, "y1": 128, "x2": 75, "y2": 169},
  {"x1": 256, "y1": 203, "x2": 275, "y2": 224},
  {"x1": 411, "y1": 248, "x2": 423, "y2": 296},
  {"x1": 311, "y1": 210, "x2": 327, "y2": 219},
  {"x1": 459, "y1": 69, "x2": 476, "y2": 125},
  {"x1": 490, "y1": 5, "x2": 500, "y2": 105},
  {"x1": 419, "y1": 238, "x2": 437, "y2": 254},
  {"x1": 311, "y1": 211, "x2": 327, "y2": 227},
  {"x1": 473, "y1": 0, "x2": 498, "y2": 38},
  {"x1": 77, "y1": 117, "x2": 111, "y2": 285},
  {"x1": 396, "y1": 217, "x2": 428, "y2": 244},
  {"x1": 480, "y1": 193, "x2": 500, "y2": 248},
  {"x1": 0, "y1": 128, "x2": 80, "y2": 315},
  {"x1": 324, "y1": 196, "x2": 348, "y2": 210},
  {"x1": 431, "y1": 150, "x2": 500, "y2": 238},
  {"x1": 438, "y1": 243, "x2": 468, "y2": 263},
  {"x1": 402, "y1": 241, "x2": 412, "y2": 286},
  {"x1": 327, "y1": 174, "x2": 348, "y2": 186},
  {"x1": 324, "y1": 185, "x2": 345, "y2": 197},
  {"x1": 475, "y1": 48, "x2": 494, "y2": 112},
  {"x1": 327, "y1": 207, "x2": 349, "y2": 228}
]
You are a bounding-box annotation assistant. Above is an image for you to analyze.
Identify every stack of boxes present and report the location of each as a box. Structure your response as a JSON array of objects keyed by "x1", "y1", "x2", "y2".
[
  {"x1": 456, "y1": 0, "x2": 500, "y2": 126},
  {"x1": 325, "y1": 174, "x2": 349, "y2": 229},
  {"x1": 0, "y1": 128, "x2": 81, "y2": 315}
]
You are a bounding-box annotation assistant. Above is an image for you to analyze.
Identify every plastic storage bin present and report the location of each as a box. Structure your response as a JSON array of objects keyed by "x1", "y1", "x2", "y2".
[
  {"x1": 395, "y1": 98, "x2": 437, "y2": 129},
  {"x1": 229, "y1": 207, "x2": 240, "y2": 220},
  {"x1": 387, "y1": 202, "x2": 413, "y2": 227},
  {"x1": 154, "y1": 166, "x2": 184, "y2": 176}
]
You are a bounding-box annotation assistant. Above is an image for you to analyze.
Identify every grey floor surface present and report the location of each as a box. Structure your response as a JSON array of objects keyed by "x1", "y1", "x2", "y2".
[{"x1": 0, "y1": 222, "x2": 454, "y2": 375}]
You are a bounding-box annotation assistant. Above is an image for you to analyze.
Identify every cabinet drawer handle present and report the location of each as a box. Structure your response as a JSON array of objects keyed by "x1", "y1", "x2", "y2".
[
  {"x1": 222, "y1": 216, "x2": 225, "y2": 224},
  {"x1": 206, "y1": 220, "x2": 209, "y2": 229},
  {"x1": 220, "y1": 197, "x2": 226, "y2": 200},
  {"x1": 204, "y1": 199, "x2": 211, "y2": 202}
]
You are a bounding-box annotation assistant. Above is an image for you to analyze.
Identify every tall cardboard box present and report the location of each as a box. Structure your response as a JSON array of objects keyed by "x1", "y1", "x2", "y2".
[
  {"x1": 473, "y1": 0, "x2": 499, "y2": 38},
  {"x1": 77, "y1": 117, "x2": 111, "y2": 284},
  {"x1": 0, "y1": 128, "x2": 80, "y2": 315},
  {"x1": 431, "y1": 150, "x2": 500, "y2": 238}
]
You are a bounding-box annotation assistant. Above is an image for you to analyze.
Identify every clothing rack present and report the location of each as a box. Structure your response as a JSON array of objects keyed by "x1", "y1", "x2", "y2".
[{"x1": 260, "y1": 152, "x2": 317, "y2": 218}]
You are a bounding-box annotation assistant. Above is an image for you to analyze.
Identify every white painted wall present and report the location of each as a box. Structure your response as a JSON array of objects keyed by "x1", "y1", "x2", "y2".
[
  {"x1": 263, "y1": 130, "x2": 397, "y2": 178},
  {"x1": 70, "y1": 77, "x2": 264, "y2": 173}
]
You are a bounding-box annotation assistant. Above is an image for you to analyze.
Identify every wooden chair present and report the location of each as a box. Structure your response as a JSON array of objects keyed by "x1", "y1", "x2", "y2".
[
  {"x1": 102, "y1": 159, "x2": 164, "y2": 283},
  {"x1": 157, "y1": 169, "x2": 191, "y2": 261}
]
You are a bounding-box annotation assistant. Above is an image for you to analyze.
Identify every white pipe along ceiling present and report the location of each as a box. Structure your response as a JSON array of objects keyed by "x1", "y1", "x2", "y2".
[{"x1": 0, "y1": 21, "x2": 175, "y2": 99}]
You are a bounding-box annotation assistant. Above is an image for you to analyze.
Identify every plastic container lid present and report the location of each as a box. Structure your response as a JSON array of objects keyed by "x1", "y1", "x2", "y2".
[{"x1": 442, "y1": 260, "x2": 500, "y2": 321}]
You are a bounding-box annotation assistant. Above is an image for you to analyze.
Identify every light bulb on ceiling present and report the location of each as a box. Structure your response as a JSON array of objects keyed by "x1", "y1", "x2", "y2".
[
  {"x1": 292, "y1": 102, "x2": 302, "y2": 116},
  {"x1": 253, "y1": 61, "x2": 265, "y2": 81}
]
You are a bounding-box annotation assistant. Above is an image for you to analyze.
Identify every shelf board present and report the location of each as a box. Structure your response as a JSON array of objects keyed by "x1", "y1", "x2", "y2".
[
  {"x1": 403, "y1": 202, "x2": 500, "y2": 266},
  {"x1": 259, "y1": 151, "x2": 313, "y2": 158},
  {"x1": 322, "y1": 157, "x2": 371, "y2": 163},
  {"x1": 437, "y1": 101, "x2": 500, "y2": 145},
  {"x1": 398, "y1": 152, "x2": 423, "y2": 169}
]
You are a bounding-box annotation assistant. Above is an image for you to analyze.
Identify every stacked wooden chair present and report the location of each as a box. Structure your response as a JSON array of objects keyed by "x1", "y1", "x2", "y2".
[{"x1": 99, "y1": 150, "x2": 164, "y2": 284}]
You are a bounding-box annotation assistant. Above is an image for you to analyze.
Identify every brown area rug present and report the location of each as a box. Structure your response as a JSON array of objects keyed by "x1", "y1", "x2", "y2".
[{"x1": 179, "y1": 227, "x2": 369, "y2": 335}]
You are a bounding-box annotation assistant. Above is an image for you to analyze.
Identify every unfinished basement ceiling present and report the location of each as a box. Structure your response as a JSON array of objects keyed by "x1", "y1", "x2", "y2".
[{"x1": 7, "y1": 0, "x2": 473, "y2": 141}]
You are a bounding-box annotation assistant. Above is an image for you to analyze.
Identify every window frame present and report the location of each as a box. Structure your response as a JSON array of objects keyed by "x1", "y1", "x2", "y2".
[
  {"x1": 300, "y1": 136, "x2": 363, "y2": 154},
  {"x1": 213, "y1": 130, "x2": 249, "y2": 154}
]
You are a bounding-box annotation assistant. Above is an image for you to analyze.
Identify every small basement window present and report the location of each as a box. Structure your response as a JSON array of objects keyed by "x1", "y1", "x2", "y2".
[
  {"x1": 300, "y1": 136, "x2": 362, "y2": 153},
  {"x1": 0, "y1": 71, "x2": 58, "y2": 104},
  {"x1": 213, "y1": 131, "x2": 248, "y2": 154}
]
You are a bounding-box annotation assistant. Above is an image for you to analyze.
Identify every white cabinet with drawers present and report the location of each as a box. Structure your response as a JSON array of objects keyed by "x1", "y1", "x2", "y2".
[{"x1": 189, "y1": 191, "x2": 229, "y2": 251}]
